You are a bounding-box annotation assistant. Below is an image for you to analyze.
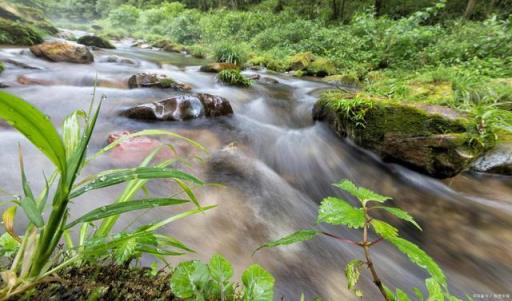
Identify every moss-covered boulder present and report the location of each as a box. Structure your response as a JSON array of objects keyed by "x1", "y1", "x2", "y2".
[
  {"x1": 471, "y1": 142, "x2": 512, "y2": 175},
  {"x1": 313, "y1": 91, "x2": 486, "y2": 178},
  {"x1": 30, "y1": 41, "x2": 94, "y2": 64},
  {"x1": 0, "y1": 0, "x2": 57, "y2": 35},
  {"x1": 77, "y1": 35, "x2": 115, "y2": 49},
  {"x1": 0, "y1": 18, "x2": 43, "y2": 45},
  {"x1": 286, "y1": 52, "x2": 336, "y2": 77}
]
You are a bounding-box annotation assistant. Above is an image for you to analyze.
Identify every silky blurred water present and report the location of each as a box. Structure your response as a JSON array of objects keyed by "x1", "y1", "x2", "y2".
[{"x1": 0, "y1": 37, "x2": 511, "y2": 300}]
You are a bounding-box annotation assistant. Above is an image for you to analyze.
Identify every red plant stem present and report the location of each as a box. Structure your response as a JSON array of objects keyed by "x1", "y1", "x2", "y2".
[{"x1": 321, "y1": 231, "x2": 360, "y2": 246}]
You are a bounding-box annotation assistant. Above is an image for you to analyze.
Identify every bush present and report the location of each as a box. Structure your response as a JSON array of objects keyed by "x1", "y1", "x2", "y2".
[
  {"x1": 214, "y1": 43, "x2": 248, "y2": 66},
  {"x1": 107, "y1": 5, "x2": 139, "y2": 32},
  {"x1": 218, "y1": 69, "x2": 251, "y2": 87},
  {"x1": 166, "y1": 10, "x2": 202, "y2": 44}
]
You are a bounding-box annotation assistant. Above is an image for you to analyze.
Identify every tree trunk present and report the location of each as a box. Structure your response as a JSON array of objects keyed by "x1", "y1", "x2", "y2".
[
  {"x1": 330, "y1": 0, "x2": 339, "y2": 20},
  {"x1": 464, "y1": 0, "x2": 477, "y2": 19},
  {"x1": 375, "y1": 0, "x2": 383, "y2": 16},
  {"x1": 340, "y1": 0, "x2": 346, "y2": 21}
]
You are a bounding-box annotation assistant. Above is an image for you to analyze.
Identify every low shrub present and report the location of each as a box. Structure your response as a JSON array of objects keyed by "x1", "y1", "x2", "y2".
[{"x1": 218, "y1": 69, "x2": 251, "y2": 87}]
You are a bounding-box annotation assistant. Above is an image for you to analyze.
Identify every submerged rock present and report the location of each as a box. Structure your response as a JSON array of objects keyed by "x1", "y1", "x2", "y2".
[
  {"x1": 107, "y1": 131, "x2": 172, "y2": 164},
  {"x1": 30, "y1": 40, "x2": 94, "y2": 64},
  {"x1": 77, "y1": 35, "x2": 115, "y2": 49},
  {"x1": 123, "y1": 93, "x2": 233, "y2": 121},
  {"x1": 100, "y1": 55, "x2": 137, "y2": 65},
  {"x1": 471, "y1": 142, "x2": 512, "y2": 175},
  {"x1": 127, "y1": 73, "x2": 191, "y2": 91},
  {"x1": 199, "y1": 63, "x2": 237, "y2": 73},
  {"x1": 313, "y1": 92, "x2": 485, "y2": 178}
]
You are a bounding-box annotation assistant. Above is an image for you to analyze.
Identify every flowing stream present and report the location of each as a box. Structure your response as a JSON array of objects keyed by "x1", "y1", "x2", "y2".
[{"x1": 0, "y1": 33, "x2": 511, "y2": 300}]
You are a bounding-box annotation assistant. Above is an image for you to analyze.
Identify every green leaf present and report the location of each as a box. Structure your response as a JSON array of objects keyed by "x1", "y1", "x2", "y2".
[
  {"x1": 371, "y1": 219, "x2": 399, "y2": 239},
  {"x1": 344, "y1": 259, "x2": 364, "y2": 293},
  {"x1": 70, "y1": 167, "x2": 203, "y2": 198},
  {"x1": 62, "y1": 110, "x2": 86, "y2": 160},
  {"x1": 208, "y1": 254, "x2": 233, "y2": 285},
  {"x1": 20, "y1": 197, "x2": 44, "y2": 228},
  {"x1": 255, "y1": 229, "x2": 318, "y2": 253},
  {"x1": 425, "y1": 278, "x2": 443, "y2": 301},
  {"x1": 334, "y1": 180, "x2": 391, "y2": 206},
  {"x1": 114, "y1": 235, "x2": 138, "y2": 264},
  {"x1": 377, "y1": 207, "x2": 422, "y2": 230},
  {"x1": 389, "y1": 238, "x2": 446, "y2": 287},
  {"x1": 0, "y1": 91, "x2": 66, "y2": 172},
  {"x1": 175, "y1": 178, "x2": 201, "y2": 209},
  {"x1": 413, "y1": 288, "x2": 425, "y2": 301},
  {"x1": 154, "y1": 234, "x2": 194, "y2": 253},
  {"x1": 65, "y1": 198, "x2": 190, "y2": 229},
  {"x1": 242, "y1": 264, "x2": 275, "y2": 301},
  {"x1": 396, "y1": 289, "x2": 412, "y2": 301},
  {"x1": 317, "y1": 197, "x2": 365, "y2": 228},
  {"x1": 170, "y1": 261, "x2": 210, "y2": 299}
]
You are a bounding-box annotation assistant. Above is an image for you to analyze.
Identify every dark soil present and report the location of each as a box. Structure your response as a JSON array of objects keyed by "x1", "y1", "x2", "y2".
[{"x1": 9, "y1": 265, "x2": 176, "y2": 301}]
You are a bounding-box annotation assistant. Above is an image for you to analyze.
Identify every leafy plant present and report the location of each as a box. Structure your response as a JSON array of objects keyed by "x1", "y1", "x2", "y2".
[
  {"x1": 0, "y1": 91, "x2": 212, "y2": 300},
  {"x1": 214, "y1": 43, "x2": 248, "y2": 66},
  {"x1": 170, "y1": 254, "x2": 275, "y2": 301},
  {"x1": 218, "y1": 69, "x2": 251, "y2": 87},
  {"x1": 256, "y1": 180, "x2": 461, "y2": 301}
]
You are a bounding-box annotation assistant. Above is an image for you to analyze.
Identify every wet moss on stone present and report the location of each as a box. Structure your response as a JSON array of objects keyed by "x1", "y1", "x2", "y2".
[{"x1": 0, "y1": 19, "x2": 43, "y2": 45}]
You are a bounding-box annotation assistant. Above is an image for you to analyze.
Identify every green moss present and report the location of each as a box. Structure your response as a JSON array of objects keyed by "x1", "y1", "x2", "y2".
[
  {"x1": 218, "y1": 69, "x2": 251, "y2": 87},
  {"x1": 0, "y1": 61, "x2": 4, "y2": 73},
  {"x1": 292, "y1": 70, "x2": 305, "y2": 78},
  {"x1": 307, "y1": 57, "x2": 336, "y2": 77},
  {"x1": 324, "y1": 73, "x2": 361, "y2": 86},
  {"x1": 0, "y1": 18, "x2": 43, "y2": 45},
  {"x1": 159, "y1": 78, "x2": 176, "y2": 88},
  {"x1": 77, "y1": 35, "x2": 116, "y2": 49},
  {"x1": 288, "y1": 52, "x2": 315, "y2": 71}
]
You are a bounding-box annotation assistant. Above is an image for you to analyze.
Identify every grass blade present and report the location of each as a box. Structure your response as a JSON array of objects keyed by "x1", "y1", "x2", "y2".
[
  {"x1": 65, "y1": 198, "x2": 190, "y2": 229},
  {"x1": 20, "y1": 197, "x2": 44, "y2": 228},
  {"x1": 0, "y1": 91, "x2": 66, "y2": 172},
  {"x1": 70, "y1": 167, "x2": 203, "y2": 199}
]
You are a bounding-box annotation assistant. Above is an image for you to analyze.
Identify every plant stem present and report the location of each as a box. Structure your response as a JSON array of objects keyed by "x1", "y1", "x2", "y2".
[{"x1": 362, "y1": 207, "x2": 390, "y2": 301}]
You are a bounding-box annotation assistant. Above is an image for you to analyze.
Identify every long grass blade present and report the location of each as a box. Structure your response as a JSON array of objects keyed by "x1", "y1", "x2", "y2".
[
  {"x1": 0, "y1": 91, "x2": 66, "y2": 172},
  {"x1": 70, "y1": 167, "x2": 203, "y2": 199},
  {"x1": 65, "y1": 198, "x2": 190, "y2": 229},
  {"x1": 2, "y1": 206, "x2": 20, "y2": 242},
  {"x1": 20, "y1": 197, "x2": 44, "y2": 228}
]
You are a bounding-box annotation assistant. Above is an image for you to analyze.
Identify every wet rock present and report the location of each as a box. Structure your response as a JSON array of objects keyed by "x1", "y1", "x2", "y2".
[
  {"x1": 101, "y1": 55, "x2": 137, "y2": 65},
  {"x1": 107, "y1": 131, "x2": 172, "y2": 164},
  {"x1": 260, "y1": 76, "x2": 279, "y2": 85},
  {"x1": 56, "y1": 31, "x2": 76, "y2": 41},
  {"x1": 127, "y1": 73, "x2": 191, "y2": 91},
  {"x1": 152, "y1": 40, "x2": 183, "y2": 53},
  {"x1": 0, "y1": 83, "x2": 9, "y2": 88},
  {"x1": 4, "y1": 59, "x2": 43, "y2": 70},
  {"x1": 471, "y1": 142, "x2": 512, "y2": 175},
  {"x1": 30, "y1": 41, "x2": 94, "y2": 64},
  {"x1": 248, "y1": 74, "x2": 260, "y2": 80},
  {"x1": 17, "y1": 74, "x2": 55, "y2": 85},
  {"x1": 77, "y1": 35, "x2": 115, "y2": 49},
  {"x1": 313, "y1": 93, "x2": 484, "y2": 178},
  {"x1": 199, "y1": 63, "x2": 237, "y2": 73},
  {"x1": 123, "y1": 93, "x2": 233, "y2": 122}
]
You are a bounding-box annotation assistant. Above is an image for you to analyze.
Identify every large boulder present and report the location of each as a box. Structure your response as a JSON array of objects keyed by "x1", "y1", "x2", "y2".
[
  {"x1": 127, "y1": 73, "x2": 191, "y2": 91},
  {"x1": 30, "y1": 41, "x2": 94, "y2": 64},
  {"x1": 471, "y1": 142, "x2": 512, "y2": 175},
  {"x1": 77, "y1": 35, "x2": 115, "y2": 49},
  {"x1": 313, "y1": 92, "x2": 485, "y2": 178},
  {"x1": 123, "y1": 93, "x2": 233, "y2": 122},
  {"x1": 199, "y1": 63, "x2": 237, "y2": 73}
]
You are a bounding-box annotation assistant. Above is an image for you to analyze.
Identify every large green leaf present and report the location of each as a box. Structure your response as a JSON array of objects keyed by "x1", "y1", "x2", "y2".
[
  {"x1": 389, "y1": 237, "x2": 446, "y2": 287},
  {"x1": 371, "y1": 219, "x2": 399, "y2": 239},
  {"x1": 208, "y1": 254, "x2": 234, "y2": 300},
  {"x1": 334, "y1": 180, "x2": 390, "y2": 206},
  {"x1": 377, "y1": 206, "x2": 422, "y2": 231},
  {"x1": 317, "y1": 197, "x2": 365, "y2": 228},
  {"x1": 64, "y1": 198, "x2": 190, "y2": 229},
  {"x1": 170, "y1": 260, "x2": 210, "y2": 299},
  {"x1": 255, "y1": 229, "x2": 318, "y2": 253},
  {"x1": 0, "y1": 91, "x2": 66, "y2": 172},
  {"x1": 70, "y1": 167, "x2": 203, "y2": 199},
  {"x1": 242, "y1": 264, "x2": 275, "y2": 301}
]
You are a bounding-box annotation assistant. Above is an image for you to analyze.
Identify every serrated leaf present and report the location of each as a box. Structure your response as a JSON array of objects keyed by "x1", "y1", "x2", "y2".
[
  {"x1": 242, "y1": 264, "x2": 275, "y2": 301},
  {"x1": 425, "y1": 278, "x2": 443, "y2": 301},
  {"x1": 0, "y1": 91, "x2": 67, "y2": 172},
  {"x1": 345, "y1": 259, "x2": 364, "y2": 291},
  {"x1": 318, "y1": 197, "x2": 365, "y2": 228},
  {"x1": 378, "y1": 207, "x2": 422, "y2": 230},
  {"x1": 209, "y1": 254, "x2": 233, "y2": 284},
  {"x1": 371, "y1": 219, "x2": 399, "y2": 239},
  {"x1": 255, "y1": 229, "x2": 318, "y2": 253},
  {"x1": 334, "y1": 180, "x2": 390, "y2": 206},
  {"x1": 389, "y1": 238, "x2": 446, "y2": 287},
  {"x1": 170, "y1": 261, "x2": 210, "y2": 299}
]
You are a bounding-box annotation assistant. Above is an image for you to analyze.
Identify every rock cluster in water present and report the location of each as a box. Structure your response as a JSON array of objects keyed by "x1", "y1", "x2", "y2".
[
  {"x1": 123, "y1": 93, "x2": 233, "y2": 122},
  {"x1": 77, "y1": 35, "x2": 115, "y2": 49},
  {"x1": 30, "y1": 40, "x2": 94, "y2": 64},
  {"x1": 127, "y1": 73, "x2": 192, "y2": 91}
]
